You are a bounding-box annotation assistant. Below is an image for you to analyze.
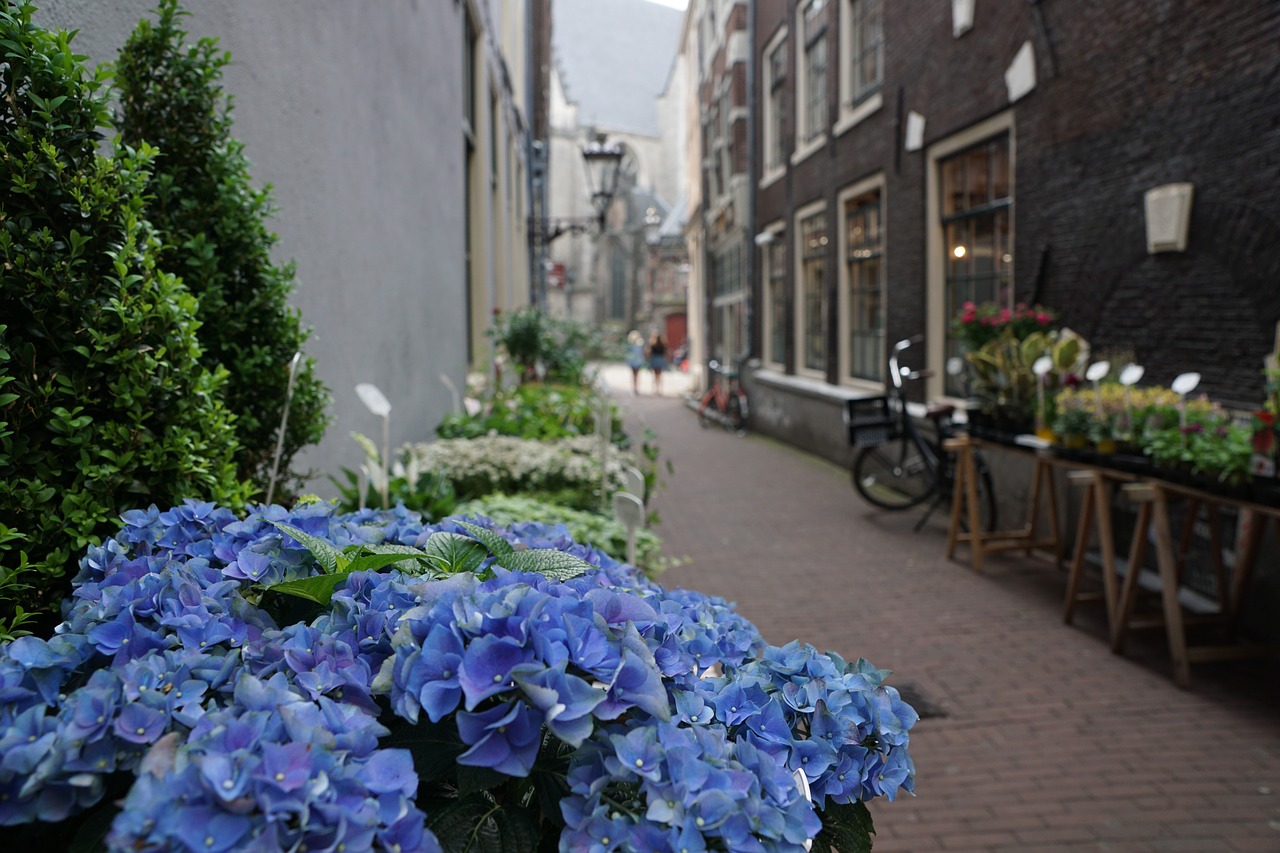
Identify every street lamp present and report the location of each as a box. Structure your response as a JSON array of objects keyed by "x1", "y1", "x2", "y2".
[
  {"x1": 582, "y1": 134, "x2": 626, "y2": 232},
  {"x1": 531, "y1": 132, "x2": 625, "y2": 247}
]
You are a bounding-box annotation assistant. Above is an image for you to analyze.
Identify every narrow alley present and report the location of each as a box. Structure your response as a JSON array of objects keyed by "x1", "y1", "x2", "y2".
[{"x1": 602, "y1": 365, "x2": 1280, "y2": 852}]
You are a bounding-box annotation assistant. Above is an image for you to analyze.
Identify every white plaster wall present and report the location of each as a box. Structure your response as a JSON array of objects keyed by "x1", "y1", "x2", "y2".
[{"x1": 35, "y1": 1, "x2": 470, "y2": 494}]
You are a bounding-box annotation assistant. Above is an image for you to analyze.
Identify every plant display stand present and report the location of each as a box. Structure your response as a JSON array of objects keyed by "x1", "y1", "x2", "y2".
[
  {"x1": 1110, "y1": 481, "x2": 1280, "y2": 687},
  {"x1": 944, "y1": 435, "x2": 1062, "y2": 573},
  {"x1": 948, "y1": 433, "x2": 1280, "y2": 688}
]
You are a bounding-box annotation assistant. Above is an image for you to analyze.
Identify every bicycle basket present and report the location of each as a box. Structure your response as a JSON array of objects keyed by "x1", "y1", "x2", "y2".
[{"x1": 844, "y1": 396, "x2": 901, "y2": 448}]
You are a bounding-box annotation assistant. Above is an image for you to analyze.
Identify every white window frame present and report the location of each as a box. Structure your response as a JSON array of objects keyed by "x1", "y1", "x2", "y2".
[
  {"x1": 792, "y1": 0, "x2": 829, "y2": 166},
  {"x1": 760, "y1": 219, "x2": 788, "y2": 371},
  {"x1": 834, "y1": 0, "x2": 884, "y2": 137},
  {"x1": 925, "y1": 110, "x2": 1015, "y2": 400},
  {"x1": 793, "y1": 198, "x2": 829, "y2": 379},
  {"x1": 761, "y1": 25, "x2": 789, "y2": 189},
  {"x1": 836, "y1": 173, "x2": 886, "y2": 390}
]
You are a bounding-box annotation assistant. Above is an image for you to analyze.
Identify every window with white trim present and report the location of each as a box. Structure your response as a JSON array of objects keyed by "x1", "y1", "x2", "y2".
[
  {"x1": 844, "y1": 189, "x2": 884, "y2": 382},
  {"x1": 799, "y1": 0, "x2": 829, "y2": 146},
  {"x1": 940, "y1": 134, "x2": 1012, "y2": 395},
  {"x1": 797, "y1": 209, "x2": 829, "y2": 373},
  {"x1": 764, "y1": 232, "x2": 787, "y2": 368},
  {"x1": 845, "y1": 0, "x2": 882, "y2": 105},
  {"x1": 764, "y1": 32, "x2": 788, "y2": 175}
]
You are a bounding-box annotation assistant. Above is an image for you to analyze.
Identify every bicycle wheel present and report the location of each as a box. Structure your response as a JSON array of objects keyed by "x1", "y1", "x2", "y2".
[
  {"x1": 852, "y1": 438, "x2": 935, "y2": 510},
  {"x1": 697, "y1": 394, "x2": 716, "y2": 429},
  {"x1": 726, "y1": 395, "x2": 744, "y2": 432}
]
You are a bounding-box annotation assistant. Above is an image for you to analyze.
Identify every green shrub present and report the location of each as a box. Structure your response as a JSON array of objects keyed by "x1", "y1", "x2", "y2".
[
  {"x1": 490, "y1": 307, "x2": 610, "y2": 385},
  {"x1": 114, "y1": 0, "x2": 330, "y2": 496},
  {"x1": 0, "y1": 1, "x2": 248, "y2": 633},
  {"x1": 455, "y1": 494, "x2": 666, "y2": 576},
  {"x1": 436, "y1": 382, "x2": 625, "y2": 443}
]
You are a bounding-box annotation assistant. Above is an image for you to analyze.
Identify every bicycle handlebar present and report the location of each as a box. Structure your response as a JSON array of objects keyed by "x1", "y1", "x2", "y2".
[{"x1": 888, "y1": 336, "x2": 926, "y2": 391}]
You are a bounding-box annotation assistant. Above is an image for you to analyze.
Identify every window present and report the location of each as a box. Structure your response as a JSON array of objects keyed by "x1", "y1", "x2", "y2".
[
  {"x1": 797, "y1": 209, "x2": 829, "y2": 373},
  {"x1": 844, "y1": 189, "x2": 884, "y2": 382},
  {"x1": 763, "y1": 31, "x2": 788, "y2": 177},
  {"x1": 939, "y1": 134, "x2": 1012, "y2": 395},
  {"x1": 712, "y1": 241, "x2": 747, "y2": 366},
  {"x1": 765, "y1": 232, "x2": 787, "y2": 367},
  {"x1": 846, "y1": 0, "x2": 882, "y2": 103},
  {"x1": 799, "y1": 0, "x2": 829, "y2": 146}
]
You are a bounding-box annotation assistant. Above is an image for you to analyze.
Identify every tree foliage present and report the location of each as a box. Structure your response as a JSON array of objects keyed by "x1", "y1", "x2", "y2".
[
  {"x1": 0, "y1": 0, "x2": 248, "y2": 633},
  {"x1": 114, "y1": 0, "x2": 330, "y2": 496}
]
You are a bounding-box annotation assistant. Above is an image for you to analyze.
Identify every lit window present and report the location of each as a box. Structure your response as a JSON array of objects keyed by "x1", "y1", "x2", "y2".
[{"x1": 940, "y1": 134, "x2": 1012, "y2": 395}]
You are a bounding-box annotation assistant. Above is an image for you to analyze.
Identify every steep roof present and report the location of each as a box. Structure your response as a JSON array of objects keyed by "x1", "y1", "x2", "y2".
[{"x1": 553, "y1": 0, "x2": 683, "y2": 137}]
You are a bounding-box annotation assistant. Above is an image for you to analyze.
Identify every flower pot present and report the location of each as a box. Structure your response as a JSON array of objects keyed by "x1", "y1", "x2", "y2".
[
  {"x1": 1062, "y1": 434, "x2": 1088, "y2": 450},
  {"x1": 1094, "y1": 438, "x2": 1118, "y2": 454}
]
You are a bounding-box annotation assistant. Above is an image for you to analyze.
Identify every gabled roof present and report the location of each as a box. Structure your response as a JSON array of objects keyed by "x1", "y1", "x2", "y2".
[{"x1": 553, "y1": 0, "x2": 683, "y2": 137}]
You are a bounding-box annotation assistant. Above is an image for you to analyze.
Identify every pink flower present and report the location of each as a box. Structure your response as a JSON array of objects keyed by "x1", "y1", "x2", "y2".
[
  {"x1": 998, "y1": 308, "x2": 1011, "y2": 323},
  {"x1": 1036, "y1": 312, "x2": 1051, "y2": 325}
]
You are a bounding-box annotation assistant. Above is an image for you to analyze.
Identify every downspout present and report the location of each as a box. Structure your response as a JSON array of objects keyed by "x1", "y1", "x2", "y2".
[
  {"x1": 744, "y1": 0, "x2": 758, "y2": 363},
  {"x1": 525, "y1": 0, "x2": 541, "y2": 309}
]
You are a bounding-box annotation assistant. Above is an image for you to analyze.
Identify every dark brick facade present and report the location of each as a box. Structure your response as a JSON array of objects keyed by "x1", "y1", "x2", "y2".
[{"x1": 753, "y1": 0, "x2": 1280, "y2": 407}]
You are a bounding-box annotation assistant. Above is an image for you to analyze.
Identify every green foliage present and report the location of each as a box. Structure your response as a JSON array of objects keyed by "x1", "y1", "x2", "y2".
[
  {"x1": 456, "y1": 494, "x2": 666, "y2": 576},
  {"x1": 1140, "y1": 400, "x2": 1253, "y2": 484},
  {"x1": 814, "y1": 800, "x2": 875, "y2": 853},
  {"x1": 966, "y1": 328, "x2": 1083, "y2": 428},
  {"x1": 436, "y1": 383, "x2": 624, "y2": 444},
  {"x1": 261, "y1": 519, "x2": 593, "y2": 607},
  {"x1": 489, "y1": 307, "x2": 609, "y2": 385},
  {"x1": 114, "y1": 0, "x2": 331, "y2": 496},
  {"x1": 0, "y1": 2, "x2": 247, "y2": 629},
  {"x1": 330, "y1": 432, "x2": 459, "y2": 519}
]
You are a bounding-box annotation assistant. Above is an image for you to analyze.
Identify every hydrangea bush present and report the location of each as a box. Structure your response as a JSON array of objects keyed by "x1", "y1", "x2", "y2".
[{"x1": 0, "y1": 501, "x2": 916, "y2": 851}]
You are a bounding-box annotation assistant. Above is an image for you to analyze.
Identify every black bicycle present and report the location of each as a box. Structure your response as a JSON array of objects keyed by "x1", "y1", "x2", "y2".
[{"x1": 845, "y1": 336, "x2": 997, "y2": 532}]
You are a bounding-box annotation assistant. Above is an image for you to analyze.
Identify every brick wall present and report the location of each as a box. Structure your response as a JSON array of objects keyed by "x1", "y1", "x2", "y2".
[{"x1": 753, "y1": 0, "x2": 1280, "y2": 404}]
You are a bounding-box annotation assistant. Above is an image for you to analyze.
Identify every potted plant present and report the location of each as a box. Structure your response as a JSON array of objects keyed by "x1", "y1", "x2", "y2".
[{"x1": 1053, "y1": 403, "x2": 1094, "y2": 451}]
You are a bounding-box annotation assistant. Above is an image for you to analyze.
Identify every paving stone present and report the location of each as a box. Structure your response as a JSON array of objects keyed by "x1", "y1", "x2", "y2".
[{"x1": 600, "y1": 364, "x2": 1280, "y2": 851}]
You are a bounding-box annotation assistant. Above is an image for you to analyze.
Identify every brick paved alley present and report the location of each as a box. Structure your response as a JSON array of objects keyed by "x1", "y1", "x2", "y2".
[{"x1": 601, "y1": 365, "x2": 1280, "y2": 852}]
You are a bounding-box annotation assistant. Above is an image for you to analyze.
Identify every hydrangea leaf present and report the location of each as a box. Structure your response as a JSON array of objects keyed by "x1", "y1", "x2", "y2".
[
  {"x1": 428, "y1": 797, "x2": 539, "y2": 853},
  {"x1": 271, "y1": 521, "x2": 345, "y2": 573},
  {"x1": 344, "y1": 550, "x2": 434, "y2": 576},
  {"x1": 494, "y1": 549, "x2": 593, "y2": 581},
  {"x1": 420, "y1": 532, "x2": 491, "y2": 574},
  {"x1": 380, "y1": 717, "x2": 465, "y2": 784},
  {"x1": 815, "y1": 800, "x2": 875, "y2": 853},
  {"x1": 453, "y1": 521, "x2": 517, "y2": 558},
  {"x1": 263, "y1": 573, "x2": 348, "y2": 606},
  {"x1": 456, "y1": 765, "x2": 508, "y2": 797}
]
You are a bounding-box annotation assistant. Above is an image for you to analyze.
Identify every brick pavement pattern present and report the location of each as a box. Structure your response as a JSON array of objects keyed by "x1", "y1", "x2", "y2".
[{"x1": 601, "y1": 365, "x2": 1280, "y2": 853}]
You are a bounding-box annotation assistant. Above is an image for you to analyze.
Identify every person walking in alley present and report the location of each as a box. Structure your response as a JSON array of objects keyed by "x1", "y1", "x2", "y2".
[
  {"x1": 625, "y1": 330, "x2": 646, "y2": 395},
  {"x1": 647, "y1": 332, "x2": 668, "y2": 395}
]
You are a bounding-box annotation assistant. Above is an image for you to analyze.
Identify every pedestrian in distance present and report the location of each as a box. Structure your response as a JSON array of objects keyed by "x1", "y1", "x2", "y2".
[
  {"x1": 647, "y1": 332, "x2": 668, "y2": 395},
  {"x1": 625, "y1": 330, "x2": 646, "y2": 395}
]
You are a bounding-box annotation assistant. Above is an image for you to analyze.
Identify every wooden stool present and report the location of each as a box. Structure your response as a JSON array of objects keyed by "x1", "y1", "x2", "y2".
[
  {"x1": 945, "y1": 436, "x2": 1060, "y2": 573},
  {"x1": 1062, "y1": 470, "x2": 1121, "y2": 629},
  {"x1": 1110, "y1": 482, "x2": 1278, "y2": 688}
]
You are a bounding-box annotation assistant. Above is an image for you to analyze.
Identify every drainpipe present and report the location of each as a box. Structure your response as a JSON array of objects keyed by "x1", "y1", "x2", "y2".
[{"x1": 744, "y1": 0, "x2": 758, "y2": 364}]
